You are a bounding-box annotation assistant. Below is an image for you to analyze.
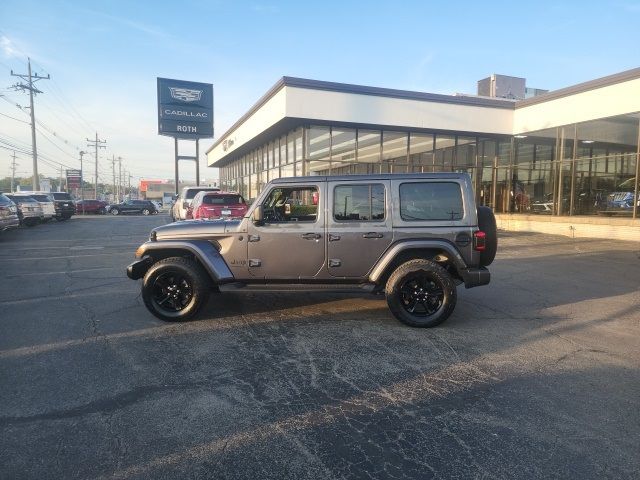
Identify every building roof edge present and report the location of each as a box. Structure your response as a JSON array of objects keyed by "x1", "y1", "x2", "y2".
[{"x1": 515, "y1": 67, "x2": 640, "y2": 108}]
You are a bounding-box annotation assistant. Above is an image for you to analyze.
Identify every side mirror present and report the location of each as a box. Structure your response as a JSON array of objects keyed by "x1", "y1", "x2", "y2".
[{"x1": 253, "y1": 205, "x2": 264, "y2": 224}]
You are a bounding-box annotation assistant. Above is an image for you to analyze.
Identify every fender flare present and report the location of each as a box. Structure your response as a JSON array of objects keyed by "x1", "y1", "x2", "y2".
[
  {"x1": 368, "y1": 240, "x2": 467, "y2": 283},
  {"x1": 134, "y1": 240, "x2": 234, "y2": 283}
]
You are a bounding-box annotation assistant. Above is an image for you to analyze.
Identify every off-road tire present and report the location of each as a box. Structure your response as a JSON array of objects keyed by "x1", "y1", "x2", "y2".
[
  {"x1": 142, "y1": 257, "x2": 210, "y2": 322},
  {"x1": 477, "y1": 206, "x2": 497, "y2": 266},
  {"x1": 385, "y1": 259, "x2": 457, "y2": 328}
]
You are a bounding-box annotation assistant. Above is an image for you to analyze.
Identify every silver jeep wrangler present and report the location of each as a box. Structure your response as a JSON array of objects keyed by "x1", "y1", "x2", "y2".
[{"x1": 127, "y1": 173, "x2": 496, "y2": 327}]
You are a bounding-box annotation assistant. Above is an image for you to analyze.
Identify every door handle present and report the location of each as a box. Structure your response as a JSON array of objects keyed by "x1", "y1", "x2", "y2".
[
  {"x1": 362, "y1": 232, "x2": 383, "y2": 239},
  {"x1": 302, "y1": 233, "x2": 321, "y2": 240},
  {"x1": 328, "y1": 234, "x2": 341, "y2": 242}
]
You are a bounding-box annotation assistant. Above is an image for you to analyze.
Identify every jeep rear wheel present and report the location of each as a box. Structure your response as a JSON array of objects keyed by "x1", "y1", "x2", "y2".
[
  {"x1": 141, "y1": 257, "x2": 210, "y2": 321},
  {"x1": 385, "y1": 259, "x2": 457, "y2": 328}
]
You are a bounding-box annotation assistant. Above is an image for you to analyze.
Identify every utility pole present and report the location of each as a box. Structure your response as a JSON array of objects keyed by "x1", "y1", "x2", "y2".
[
  {"x1": 86, "y1": 133, "x2": 106, "y2": 199},
  {"x1": 10, "y1": 57, "x2": 50, "y2": 191},
  {"x1": 117, "y1": 157, "x2": 122, "y2": 202},
  {"x1": 10, "y1": 151, "x2": 18, "y2": 193},
  {"x1": 79, "y1": 150, "x2": 86, "y2": 203},
  {"x1": 59, "y1": 165, "x2": 64, "y2": 192},
  {"x1": 111, "y1": 155, "x2": 116, "y2": 203}
]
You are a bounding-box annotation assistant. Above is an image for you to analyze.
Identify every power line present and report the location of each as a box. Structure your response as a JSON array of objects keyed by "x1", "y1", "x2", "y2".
[{"x1": 0, "y1": 111, "x2": 29, "y2": 124}]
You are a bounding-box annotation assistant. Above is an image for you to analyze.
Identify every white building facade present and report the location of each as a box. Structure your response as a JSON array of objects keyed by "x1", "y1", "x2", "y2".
[{"x1": 207, "y1": 69, "x2": 640, "y2": 239}]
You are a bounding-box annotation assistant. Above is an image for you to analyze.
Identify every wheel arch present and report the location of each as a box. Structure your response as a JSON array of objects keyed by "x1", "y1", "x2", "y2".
[
  {"x1": 135, "y1": 240, "x2": 234, "y2": 284},
  {"x1": 369, "y1": 241, "x2": 467, "y2": 286}
]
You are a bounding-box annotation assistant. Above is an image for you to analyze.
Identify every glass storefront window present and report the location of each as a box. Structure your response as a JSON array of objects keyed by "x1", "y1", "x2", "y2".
[
  {"x1": 357, "y1": 130, "x2": 381, "y2": 164},
  {"x1": 434, "y1": 135, "x2": 455, "y2": 172},
  {"x1": 382, "y1": 131, "x2": 408, "y2": 173},
  {"x1": 409, "y1": 133, "x2": 434, "y2": 172},
  {"x1": 331, "y1": 128, "x2": 356, "y2": 170}
]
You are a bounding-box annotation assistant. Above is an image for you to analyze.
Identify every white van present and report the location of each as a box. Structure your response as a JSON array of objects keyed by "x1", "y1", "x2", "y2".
[{"x1": 170, "y1": 186, "x2": 220, "y2": 221}]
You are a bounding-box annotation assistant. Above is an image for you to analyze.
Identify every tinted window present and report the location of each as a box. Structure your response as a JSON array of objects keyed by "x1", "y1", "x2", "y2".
[
  {"x1": 30, "y1": 195, "x2": 52, "y2": 202},
  {"x1": 202, "y1": 195, "x2": 244, "y2": 205},
  {"x1": 0, "y1": 194, "x2": 13, "y2": 205},
  {"x1": 52, "y1": 193, "x2": 72, "y2": 200},
  {"x1": 334, "y1": 184, "x2": 385, "y2": 221},
  {"x1": 185, "y1": 188, "x2": 219, "y2": 200},
  {"x1": 399, "y1": 182, "x2": 464, "y2": 221}
]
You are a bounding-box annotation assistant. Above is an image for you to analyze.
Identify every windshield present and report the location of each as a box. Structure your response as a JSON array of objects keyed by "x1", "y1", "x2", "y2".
[
  {"x1": 30, "y1": 194, "x2": 52, "y2": 202},
  {"x1": 0, "y1": 194, "x2": 14, "y2": 205},
  {"x1": 52, "y1": 192, "x2": 72, "y2": 200},
  {"x1": 202, "y1": 194, "x2": 245, "y2": 205},
  {"x1": 185, "y1": 188, "x2": 220, "y2": 200}
]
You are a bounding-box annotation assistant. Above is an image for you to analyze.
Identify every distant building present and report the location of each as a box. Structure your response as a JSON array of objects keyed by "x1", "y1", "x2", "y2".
[{"x1": 477, "y1": 74, "x2": 547, "y2": 100}]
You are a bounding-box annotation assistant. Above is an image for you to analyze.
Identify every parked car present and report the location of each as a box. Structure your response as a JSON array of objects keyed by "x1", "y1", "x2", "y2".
[
  {"x1": 15, "y1": 192, "x2": 56, "y2": 221},
  {"x1": 0, "y1": 193, "x2": 20, "y2": 232},
  {"x1": 50, "y1": 192, "x2": 76, "y2": 220},
  {"x1": 171, "y1": 186, "x2": 220, "y2": 221},
  {"x1": 186, "y1": 191, "x2": 248, "y2": 220},
  {"x1": 75, "y1": 199, "x2": 108, "y2": 214},
  {"x1": 605, "y1": 177, "x2": 638, "y2": 213},
  {"x1": 106, "y1": 200, "x2": 158, "y2": 215},
  {"x1": 5, "y1": 194, "x2": 44, "y2": 226}
]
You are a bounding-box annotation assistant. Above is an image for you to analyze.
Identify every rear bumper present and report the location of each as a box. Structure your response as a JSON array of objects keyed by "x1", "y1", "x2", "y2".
[
  {"x1": 0, "y1": 217, "x2": 20, "y2": 231},
  {"x1": 460, "y1": 267, "x2": 491, "y2": 288}
]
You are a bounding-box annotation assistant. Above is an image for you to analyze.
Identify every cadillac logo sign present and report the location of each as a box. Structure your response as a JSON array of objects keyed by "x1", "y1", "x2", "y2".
[
  {"x1": 169, "y1": 87, "x2": 203, "y2": 102},
  {"x1": 158, "y1": 78, "x2": 213, "y2": 138}
]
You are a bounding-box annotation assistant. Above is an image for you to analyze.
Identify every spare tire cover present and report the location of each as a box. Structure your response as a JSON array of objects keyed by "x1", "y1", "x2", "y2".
[{"x1": 477, "y1": 206, "x2": 497, "y2": 266}]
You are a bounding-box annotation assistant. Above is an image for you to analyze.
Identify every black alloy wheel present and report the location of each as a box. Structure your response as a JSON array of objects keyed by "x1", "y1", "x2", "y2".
[
  {"x1": 151, "y1": 272, "x2": 193, "y2": 313},
  {"x1": 385, "y1": 259, "x2": 457, "y2": 328},
  {"x1": 141, "y1": 257, "x2": 210, "y2": 321}
]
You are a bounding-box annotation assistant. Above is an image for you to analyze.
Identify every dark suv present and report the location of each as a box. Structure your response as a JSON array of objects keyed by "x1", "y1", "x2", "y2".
[
  {"x1": 127, "y1": 173, "x2": 497, "y2": 327},
  {"x1": 51, "y1": 192, "x2": 76, "y2": 220},
  {"x1": 107, "y1": 200, "x2": 158, "y2": 216}
]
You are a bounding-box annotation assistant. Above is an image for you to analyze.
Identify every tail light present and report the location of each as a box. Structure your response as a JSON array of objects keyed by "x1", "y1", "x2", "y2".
[{"x1": 474, "y1": 231, "x2": 486, "y2": 251}]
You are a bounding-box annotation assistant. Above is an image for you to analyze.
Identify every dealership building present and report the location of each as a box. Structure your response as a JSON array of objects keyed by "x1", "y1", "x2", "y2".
[{"x1": 206, "y1": 68, "x2": 640, "y2": 240}]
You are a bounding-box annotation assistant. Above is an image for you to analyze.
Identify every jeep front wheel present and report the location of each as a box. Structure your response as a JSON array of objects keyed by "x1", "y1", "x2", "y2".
[
  {"x1": 141, "y1": 257, "x2": 210, "y2": 321},
  {"x1": 385, "y1": 259, "x2": 457, "y2": 328}
]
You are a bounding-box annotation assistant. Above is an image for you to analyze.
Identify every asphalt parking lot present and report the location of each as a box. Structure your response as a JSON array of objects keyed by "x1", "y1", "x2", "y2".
[{"x1": 0, "y1": 215, "x2": 639, "y2": 479}]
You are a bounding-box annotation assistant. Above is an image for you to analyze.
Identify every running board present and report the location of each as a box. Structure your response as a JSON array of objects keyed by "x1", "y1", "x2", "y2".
[{"x1": 219, "y1": 283, "x2": 377, "y2": 294}]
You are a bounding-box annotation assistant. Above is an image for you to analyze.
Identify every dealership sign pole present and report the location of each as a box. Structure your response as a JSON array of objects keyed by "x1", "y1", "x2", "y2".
[{"x1": 157, "y1": 78, "x2": 214, "y2": 194}]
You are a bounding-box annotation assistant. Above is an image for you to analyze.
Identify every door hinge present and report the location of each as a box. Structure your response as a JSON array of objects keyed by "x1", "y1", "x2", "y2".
[
  {"x1": 248, "y1": 259, "x2": 261, "y2": 267},
  {"x1": 328, "y1": 259, "x2": 341, "y2": 267},
  {"x1": 248, "y1": 235, "x2": 260, "y2": 242}
]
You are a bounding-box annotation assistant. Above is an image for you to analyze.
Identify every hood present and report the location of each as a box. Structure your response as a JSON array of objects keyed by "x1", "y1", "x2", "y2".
[{"x1": 153, "y1": 218, "x2": 243, "y2": 240}]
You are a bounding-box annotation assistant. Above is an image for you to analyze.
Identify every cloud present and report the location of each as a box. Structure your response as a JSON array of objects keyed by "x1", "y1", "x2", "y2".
[{"x1": 1, "y1": 35, "x2": 19, "y2": 58}]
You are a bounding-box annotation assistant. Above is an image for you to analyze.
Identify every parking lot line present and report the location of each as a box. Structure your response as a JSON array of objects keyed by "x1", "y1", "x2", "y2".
[{"x1": 4, "y1": 267, "x2": 121, "y2": 277}]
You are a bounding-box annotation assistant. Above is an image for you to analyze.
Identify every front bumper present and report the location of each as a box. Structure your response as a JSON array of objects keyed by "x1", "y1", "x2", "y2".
[{"x1": 126, "y1": 257, "x2": 154, "y2": 280}]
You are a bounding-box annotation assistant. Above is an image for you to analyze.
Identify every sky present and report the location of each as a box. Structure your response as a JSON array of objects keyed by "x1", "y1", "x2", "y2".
[{"x1": 1, "y1": 0, "x2": 639, "y2": 185}]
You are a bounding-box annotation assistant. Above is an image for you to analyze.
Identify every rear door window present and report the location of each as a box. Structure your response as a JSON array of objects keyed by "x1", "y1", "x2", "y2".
[
  {"x1": 399, "y1": 182, "x2": 464, "y2": 221},
  {"x1": 333, "y1": 184, "x2": 385, "y2": 221}
]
